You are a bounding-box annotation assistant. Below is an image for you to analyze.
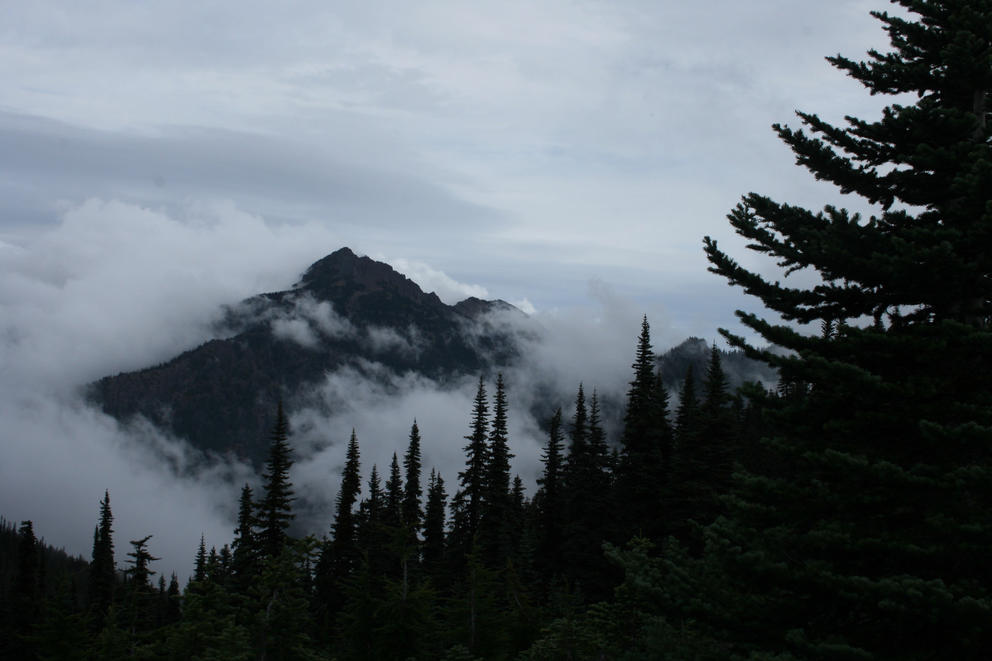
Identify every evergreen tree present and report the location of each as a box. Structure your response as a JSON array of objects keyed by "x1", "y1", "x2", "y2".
[
  {"x1": 585, "y1": 389, "x2": 615, "y2": 550},
  {"x1": 691, "y1": 3, "x2": 992, "y2": 657},
  {"x1": 422, "y1": 469, "x2": 447, "y2": 573},
  {"x1": 481, "y1": 373, "x2": 513, "y2": 565},
  {"x1": 230, "y1": 483, "x2": 259, "y2": 591},
  {"x1": 333, "y1": 429, "x2": 362, "y2": 566},
  {"x1": 251, "y1": 541, "x2": 318, "y2": 661},
  {"x1": 7, "y1": 521, "x2": 42, "y2": 658},
  {"x1": 88, "y1": 490, "x2": 115, "y2": 622},
  {"x1": 402, "y1": 420, "x2": 424, "y2": 533},
  {"x1": 257, "y1": 402, "x2": 295, "y2": 559},
  {"x1": 358, "y1": 464, "x2": 390, "y2": 577},
  {"x1": 673, "y1": 365, "x2": 699, "y2": 445},
  {"x1": 615, "y1": 317, "x2": 673, "y2": 541},
  {"x1": 562, "y1": 386, "x2": 616, "y2": 601},
  {"x1": 534, "y1": 408, "x2": 566, "y2": 584},
  {"x1": 317, "y1": 427, "x2": 362, "y2": 622},
  {"x1": 697, "y1": 344, "x2": 736, "y2": 491},
  {"x1": 361, "y1": 464, "x2": 384, "y2": 531},
  {"x1": 458, "y1": 376, "x2": 490, "y2": 545},
  {"x1": 384, "y1": 452, "x2": 404, "y2": 530},
  {"x1": 588, "y1": 389, "x2": 608, "y2": 459},
  {"x1": 123, "y1": 535, "x2": 159, "y2": 634},
  {"x1": 668, "y1": 345, "x2": 738, "y2": 545},
  {"x1": 193, "y1": 535, "x2": 208, "y2": 583}
]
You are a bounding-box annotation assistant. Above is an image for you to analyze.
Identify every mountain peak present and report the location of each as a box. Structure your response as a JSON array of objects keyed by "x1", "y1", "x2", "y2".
[{"x1": 298, "y1": 247, "x2": 437, "y2": 306}]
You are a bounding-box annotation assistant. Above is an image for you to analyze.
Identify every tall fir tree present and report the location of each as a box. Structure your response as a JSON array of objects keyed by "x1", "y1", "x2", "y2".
[
  {"x1": 534, "y1": 408, "x2": 566, "y2": 584},
  {"x1": 324, "y1": 428, "x2": 362, "y2": 589},
  {"x1": 123, "y1": 535, "x2": 159, "y2": 636},
  {"x1": 257, "y1": 402, "x2": 295, "y2": 559},
  {"x1": 193, "y1": 535, "x2": 207, "y2": 584},
  {"x1": 422, "y1": 469, "x2": 447, "y2": 573},
  {"x1": 384, "y1": 452, "x2": 404, "y2": 530},
  {"x1": 688, "y1": 2, "x2": 992, "y2": 657},
  {"x1": 315, "y1": 427, "x2": 362, "y2": 636},
  {"x1": 7, "y1": 521, "x2": 42, "y2": 658},
  {"x1": 481, "y1": 373, "x2": 513, "y2": 566},
  {"x1": 230, "y1": 483, "x2": 259, "y2": 590},
  {"x1": 458, "y1": 376, "x2": 490, "y2": 546},
  {"x1": 673, "y1": 364, "x2": 699, "y2": 446},
  {"x1": 615, "y1": 317, "x2": 673, "y2": 541},
  {"x1": 357, "y1": 464, "x2": 390, "y2": 577},
  {"x1": 89, "y1": 490, "x2": 116, "y2": 622},
  {"x1": 402, "y1": 420, "x2": 424, "y2": 534},
  {"x1": 562, "y1": 385, "x2": 615, "y2": 600}
]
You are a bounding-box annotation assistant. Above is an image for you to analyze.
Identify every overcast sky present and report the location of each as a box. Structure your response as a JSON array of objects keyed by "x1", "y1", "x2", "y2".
[{"x1": 0, "y1": 1, "x2": 900, "y2": 574}]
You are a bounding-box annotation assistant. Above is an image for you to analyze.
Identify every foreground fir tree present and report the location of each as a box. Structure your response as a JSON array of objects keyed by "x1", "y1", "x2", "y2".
[
  {"x1": 692, "y1": 1, "x2": 992, "y2": 657},
  {"x1": 89, "y1": 490, "x2": 116, "y2": 623},
  {"x1": 257, "y1": 402, "x2": 295, "y2": 559}
]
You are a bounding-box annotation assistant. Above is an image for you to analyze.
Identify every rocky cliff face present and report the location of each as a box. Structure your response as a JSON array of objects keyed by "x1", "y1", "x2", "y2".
[{"x1": 89, "y1": 248, "x2": 521, "y2": 465}]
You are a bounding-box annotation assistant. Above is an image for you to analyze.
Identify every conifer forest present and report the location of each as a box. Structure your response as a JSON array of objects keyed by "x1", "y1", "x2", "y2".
[{"x1": 2, "y1": 1, "x2": 991, "y2": 658}]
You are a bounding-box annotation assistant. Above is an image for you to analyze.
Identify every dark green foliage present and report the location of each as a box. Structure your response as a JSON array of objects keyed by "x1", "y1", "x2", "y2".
[
  {"x1": 423, "y1": 468, "x2": 447, "y2": 572},
  {"x1": 459, "y1": 376, "x2": 490, "y2": 546},
  {"x1": 402, "y1": 420, "x2": 423, "y2": 533},
  {"x1": 693, "y1": 2, "x2": 992, "y2": 657},
  {"x1": 356, "y1": 465, "x2": 391, "y2": 577},
  {"x1": 674, "y1": 364, "x2": 699, "y2": 444},
  {"x1": 615, "y1": 317, "x2": 673, "y2": 542},
  {"x1": 193, "y1": 535, "x2": 207, "y2": 583},
  {"x1": 124, "y1": 535, "x2": 157, "y2": 589},
  {"x1": 481, "y1": 373, "x2": 513, "y2": 566},
  {"x1": 316, "y1": 427, "x2": 362, "y2": 632},
  {"x1": 562, "y1": 386, "x2": 616, "y2": 601},
  {"x1": 258, "y1": 401, "x2": 295, "y2": 559},
  {"x1": 122, "y1": 534, "x2": 159, "y2": 636},
  {"x1": 333, "y1": 428, "x2": 362, "y2": 567},
  {"x1": 5, "y1": 521, "x2": 42, "y2": 658},
  {"x1": 33, "y1": 576, "x2": 90, "y2": 661},
  {"x1": 667, "y1": 346, "x2": 739, "y2": 545},
  {"x1": 88, "y1": 490, "x2": 115, "y2": 622},
  {"x1": 251, "y1": 540, "x2": 319, "y2": 661},
  {"x1": 230, "y1": 483, "x2": 259, "y2": 592},
  {"x1": 384, "y1": 453, "x2": 404, "y2": 531},
  {"x1": 535, "y1": 408, "x2": 566, "y2": 584}
]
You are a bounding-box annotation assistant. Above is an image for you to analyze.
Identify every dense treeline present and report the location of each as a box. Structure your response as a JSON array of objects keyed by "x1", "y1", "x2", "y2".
[
  {"x1": 2, "y1": 1, "x2": 991, "y2": 658},
  {"x1": 0, "y1": 316, "x2": 763, "y2": 660}
]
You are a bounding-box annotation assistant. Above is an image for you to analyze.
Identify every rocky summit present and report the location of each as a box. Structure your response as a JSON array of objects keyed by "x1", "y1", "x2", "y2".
[{"x1": 89, "y1": 248, "x2": 522, "y2": 465}]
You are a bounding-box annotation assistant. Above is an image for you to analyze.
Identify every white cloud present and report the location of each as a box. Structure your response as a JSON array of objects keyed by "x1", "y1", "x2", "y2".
[
  {"x1": 381, "y1": 256, "x2": 490, "y2": 304},
  {"x1": 272, "y1": 317, "x2": 320, "y2": 349},
  {"x1": 512, "y1": 298, "x2": 537, "y2": 316},
  {"x1": 365, "y1": 325, "x2": 422, "y2": 358},
  {"x1": 0, "y1": 198, "x2": 342, "y2": 576},
  {"x1": 268, "y1": 295, "x2": 355, "y2": 348}
]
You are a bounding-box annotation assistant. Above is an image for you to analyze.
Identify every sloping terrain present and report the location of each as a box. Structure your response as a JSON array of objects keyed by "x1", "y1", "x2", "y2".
[{"x1": 90, "y1": 248, "x2": 521, "y2": 464}]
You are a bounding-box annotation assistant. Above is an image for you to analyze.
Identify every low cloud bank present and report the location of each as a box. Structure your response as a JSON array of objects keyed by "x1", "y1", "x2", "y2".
[{"x1": 0, "y1": 198, "x2": 691, "y2": 577}]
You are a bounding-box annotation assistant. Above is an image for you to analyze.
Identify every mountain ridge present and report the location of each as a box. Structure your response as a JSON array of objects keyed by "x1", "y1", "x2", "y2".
[{"x1": 89, "y1": 248, "x2": 521, "y2": 464}]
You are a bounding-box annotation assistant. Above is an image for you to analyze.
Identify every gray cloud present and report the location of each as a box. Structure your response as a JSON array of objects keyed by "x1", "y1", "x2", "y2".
[
  {"x1": 0, "y1": 0, "x2": 901, "y2": 573},
  {"x1": 0, "y1": 111, "x2": 502, "y2": 233}
]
